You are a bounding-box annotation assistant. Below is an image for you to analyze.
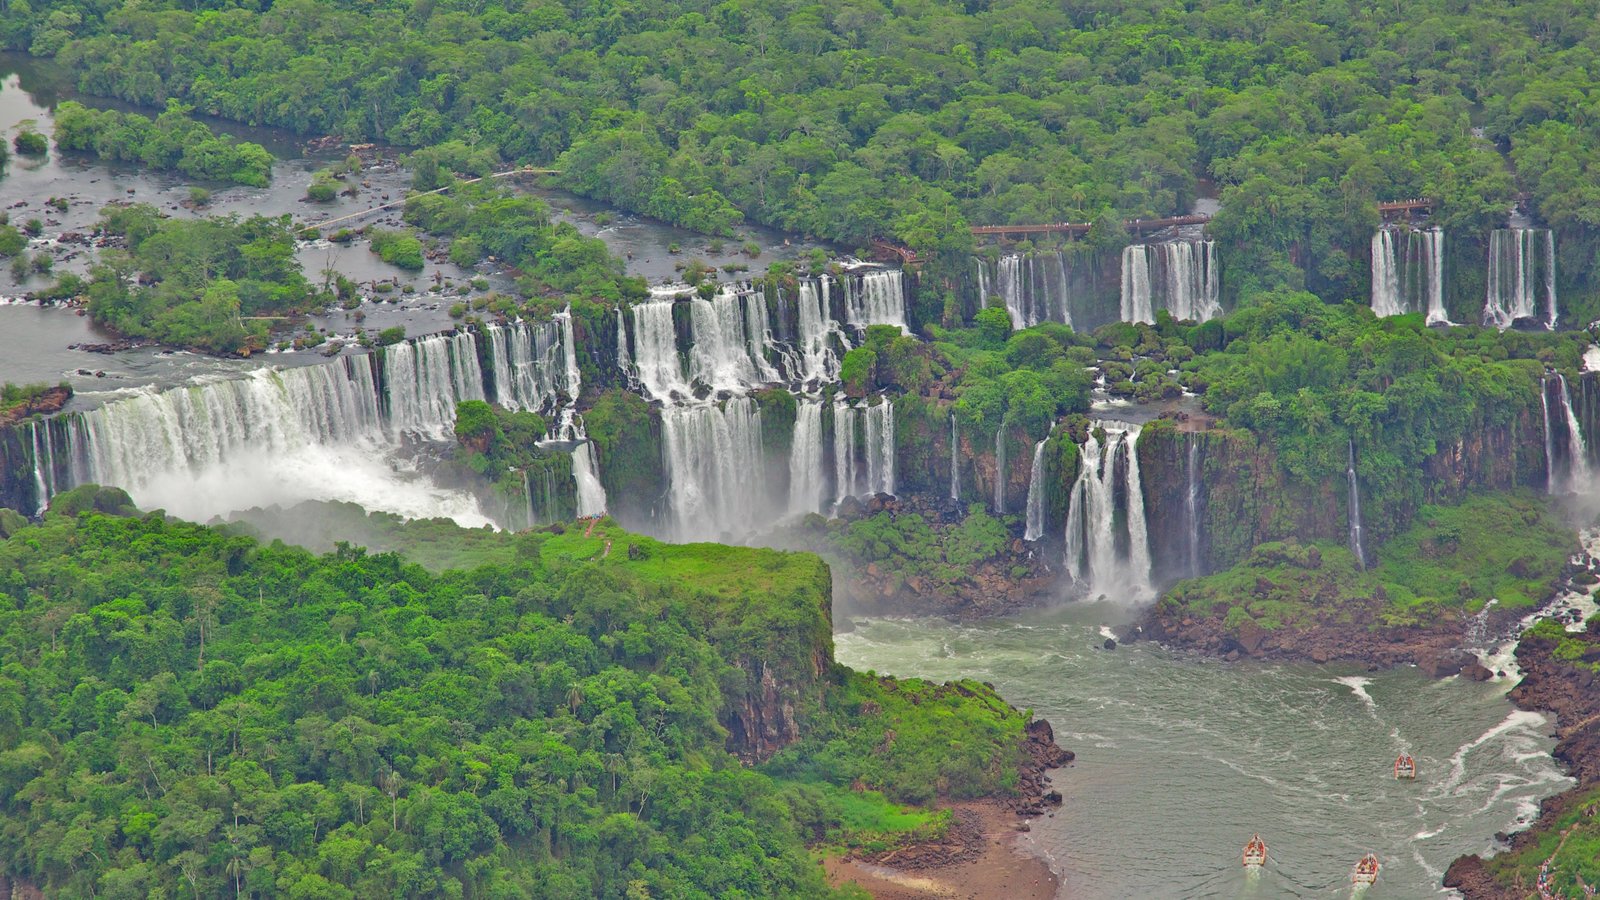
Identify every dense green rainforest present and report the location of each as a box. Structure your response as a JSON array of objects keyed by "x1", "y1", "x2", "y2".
[
  {"x1": 8, "y1": 0, "x2": 1600, "y2": 310},
  {"x1": 0, "y1": 486, "x2": 1052, "y2": 898}
]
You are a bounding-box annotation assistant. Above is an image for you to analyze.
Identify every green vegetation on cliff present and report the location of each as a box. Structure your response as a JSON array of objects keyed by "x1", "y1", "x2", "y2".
[
  {"x1": 1159, "y1": 492, "x2": 1572, "y2": 638},
  {"x1": 0, "y1": 488, "x2": 1043, "y2": 897}
]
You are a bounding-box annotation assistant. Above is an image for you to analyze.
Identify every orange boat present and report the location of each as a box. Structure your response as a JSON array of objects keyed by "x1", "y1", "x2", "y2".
[
  {"x1": 1242, "y1": 834, "x2": 1267, "y2": 868},
  {"x1": 1353, "y1": 853, "x2": 1380, "y2": 885},
  {"x1": 1395, "y1": 753, "x2": 1417, "y2": 780}
]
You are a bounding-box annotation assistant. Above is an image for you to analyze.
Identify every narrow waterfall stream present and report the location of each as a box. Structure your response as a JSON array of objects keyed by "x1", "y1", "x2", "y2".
[
  {"x1": 1347, "y1": 439, "x2": 1366, "y2": 569},
  {"x1": 1024, "y1": 438, "x2": 1047, "y2": 541}
]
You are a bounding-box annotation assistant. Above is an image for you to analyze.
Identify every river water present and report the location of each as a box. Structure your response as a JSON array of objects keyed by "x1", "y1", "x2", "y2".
[{"x1": 836, "y1": 606, "x2": 1569, "y2": 898}]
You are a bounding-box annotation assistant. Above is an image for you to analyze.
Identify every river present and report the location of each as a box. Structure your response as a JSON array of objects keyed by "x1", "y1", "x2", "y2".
[{"x1": 836, "y1": 606, "x2": 1569, "y2": 899}]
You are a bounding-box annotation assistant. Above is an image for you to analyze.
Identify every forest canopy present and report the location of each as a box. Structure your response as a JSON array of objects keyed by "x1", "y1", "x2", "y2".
[{"x1": 0, "y1": 489, "x2": 1039, "y2": 898}]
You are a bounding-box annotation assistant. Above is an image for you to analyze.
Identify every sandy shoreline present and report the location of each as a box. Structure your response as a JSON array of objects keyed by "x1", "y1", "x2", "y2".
[{"x1": 824, "y1": 800, "x2": 1059, "y2": 899}]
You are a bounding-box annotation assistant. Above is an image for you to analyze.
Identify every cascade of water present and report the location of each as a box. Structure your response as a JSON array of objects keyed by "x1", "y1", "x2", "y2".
[
  {"x1": 688, "y1": 291, "x2": 758, "y2": 393},
  {"x1": 1545, "y1": 229, "x2": 1559, "y2": 330},
  {"x1": 1485, "y1": 229, "x2": 1555, "y2": 329},
  {"x1": 1023, "y1": 438, "x2": 1047, "y2": 541},
  {"x1": 1543, "y1": 378, "x2": 1558, "y2": 495},
  {"x1": 1560, "y1": 374, "x2": 1590, "y2": 492},
  {"x1": 833, "y1": 400, "x2": 859, "y2": 508},
  {"x1": 949, "y1": 414, "x2": 960, "y2": 500},
  {"x1": 522, "y1": 468, "x2": 535, "y2": 529},
  {"x1": 1546, "y1": 374, "x2": 1591, "y2": 494},
  {"x1": 796, "y1": 279, "x2": 847, "y2": 384},
  {"x1": 998, "y1": 254, "x2": 1030, "y2": 329},
  {"x1": 615, "y1": 307, "x2": 633, "y2": 384},
  {"x1": 1347, "y1": 440, "x2": 1366, "y2": 569},
  {"x1": 1121, "y1": 245, "x2": 1154, "y2": 324},
  {"x1": 787, "y1": 399, "x2": 826, "y2": 516},
  {"x1": 1186, "y1": 434, "x2": 1202, "y2": 577},
  {"x1": 572, "y1": 440, "x2": 607, "y2": 518},
  {"x1": 385, "y1": 332, "x2": 483, "y2": 438},
  {"x1": 1062, "y1": 422, "x2": 1152, "y2": 600},
  {"x1": 488, "y1": 319, "x2": 565, "y2": 413},
  {"x1": 1371, "y1": 230, "x2": 1403, "y2": 317},
  {"x1": 993, "y1": 428, "x2": 1007, "y2": 514},
  {"x1": 29, "y1": 420, "x2": 49, "y2": 515},
  {"x1": 740, "y1": 288, "x2": 782, "y2": 382},
  {"x1": 632, "y1": 301, "x2": 689, "y2": 400},
  {"x1": 846, "y1": 269, "x2": 909, "y2": 332},
  {"x1": 660, "y1": 398, "x2": 764, "y2": 541},
  {"x1": 1423, "y1": 228, "x2": 1450, "y2": 325},
  {"x1": 975, "y1": 259, "x2": 992, "y2": 318},
  {"x1": 558, "y1": 305, "x2": 581, "y2": 399},
  {"x1": 864, "y1": 399, "x2": 896, "y2": 495},
  {"x1": 70, "y1": 357, "x2": 385, "y2": 499}
]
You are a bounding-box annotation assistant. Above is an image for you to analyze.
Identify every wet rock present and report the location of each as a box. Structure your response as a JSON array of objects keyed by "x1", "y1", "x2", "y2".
[
  {"x1": 1460, "y1": 660, "x2": 1493, "y2": 682},
  {"x1": 1102, "y1": 638, "x2": 1117, "y2": 650}
]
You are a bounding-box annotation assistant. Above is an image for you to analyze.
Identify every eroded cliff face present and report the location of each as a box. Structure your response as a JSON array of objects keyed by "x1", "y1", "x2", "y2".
[
  {"x1": 1138, "y1": 402, "x2": 1547, "y2": 586},
  {"x1": 715, "y1": 554, "x2": 835, "y2": 763}
]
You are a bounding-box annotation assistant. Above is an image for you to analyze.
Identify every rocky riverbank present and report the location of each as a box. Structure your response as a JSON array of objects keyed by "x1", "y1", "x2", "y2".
[
  {"x1": 826, "y1": 719, "x2": 1072, "y2": 898},
  {"x1": 1445, "y1": 618, "x2": 1600, "y2": 898},
  {"x1": 0, "y1": 384, "x2": 70, "y2": 427}
]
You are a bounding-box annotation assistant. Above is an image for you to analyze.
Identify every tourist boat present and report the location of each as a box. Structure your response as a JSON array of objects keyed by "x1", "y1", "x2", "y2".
[
  {"x1": 1395, "y1": 752, "x2": 1417, "y2": 780},
  {"x1": 1242, "y1": 834, "x2": 1267, "y2": 868},
  {"x1": 1353, "y1": 853, "x2": 1380, "y2": 885}
]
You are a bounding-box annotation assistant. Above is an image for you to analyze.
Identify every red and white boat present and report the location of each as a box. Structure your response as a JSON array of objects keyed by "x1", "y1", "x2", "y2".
[
  {"x1": 1242, "y1": 834, "x2": 1267, "y2": 868},
  {"x1": 1395, "y1": 753, "x2": 1417, "y2": 780},
  {"x1": 1353, "y1": 853, "x2": 1381, "y2": 885}
]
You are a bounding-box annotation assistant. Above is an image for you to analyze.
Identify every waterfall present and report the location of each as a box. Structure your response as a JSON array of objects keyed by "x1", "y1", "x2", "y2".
[
  {"x1": 688, "y1": 291, "x2": 758, "y2": 393},
  {"x1": 1062, "y1": 421, "x2": 1152, "y2": 600},
  {"x1": 1372, "y1": 228, "x2": 1448, "y2": 323},
  {"x1": 385, "y1": 332, "x2": 483, "y2": 439},
  {"x1": 796, "y1": 278, "x2": 848, "y2": 384},
  {"x1": 864, "y1": 399, "x2": 895, "y2": 496},
  {"x1": 632, "y1": 301, "x2": 689, "y2": 400},
  {"x1": 1371, "y1": 230, "x2": 1403, "y2": 317},
  {"x1": 61, "y1": 355, "x2": 392, "y2": 511},
  {"x1": 949, "y1": 414, "x2": 960, "y2": 500},
  {"x1": 1485, "y1": 229, "x2": 1555, "y2": 329},
  {"x1": 1347, "y1": 440, "x2": 1365, "y2": 569},
  {"x1": 615, "y1": 307, "x2": 633, "y2": 385},
  {"x1": 979, "y1": 252, "x2": 1075, "y2": 329},
  {"x1": 487, "y1": 319, "x2": 566, "y2": 413},
  {"x1": 845, "y1": 269, "x2": 909, "y2": 333},
  {"x1": 1423, "y1": 228, "x2": 1449, "y2": 325},
  {"x1": 1186, "y1": 434, "x2": 1202, "y2": 577},
  {"x1": 787, "y1": 399, "x2": 826, "y2": 515},
  {"x1": 572, "y1": 440, "x2": 607, "y2": 518},
  {"x1": 1545, "y1": 229, "x2": 1559, "y2": 329},
  {"x1": 29, "y1": 420, "x2": 51, "y2": 515},
  {"x1": 741, "y1": 288, "x2": 782, "y2": 382},
  {"x1": 1122, "y1": 241, "x2": 1220, "y2": 323},
  {"x1": 558, "y1": 305, "x2": 581, "y2": 398},
  {"x1": 1545, "y1": 374, "x2": 1591, "y2": 494},
  {"x1": 833, "y1": 400, "x2": 858, "y2": 507},
  {"x1": 1542, "y1": 379, "x2": 1557, "y2": 494},
  {"x1": 1023, "y1": 438, "x2": 1046, "y2": 541},
  {"x1": 1120, "y1": 245, "x2": 1154, "y2": 324},
  {"x1": 993, "y1": 428, "x2": 1007, "y2": 514},
  {"x1": 660, "y1": 398, "x2": 764, "y2": 541}
]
